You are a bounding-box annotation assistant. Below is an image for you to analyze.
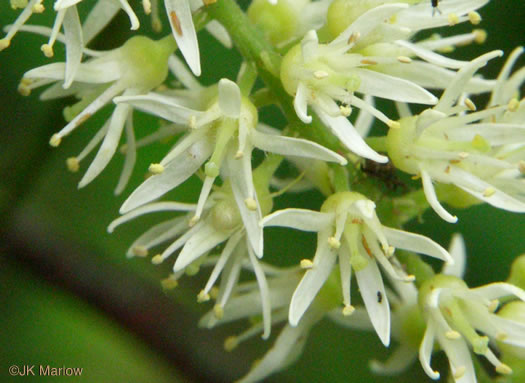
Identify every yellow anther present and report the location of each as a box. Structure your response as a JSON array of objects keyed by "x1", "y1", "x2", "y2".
[
  {"x1": 383, "y1": 245, "x2": 395, "y2": 257},
  {"x1": 142, "y1": 0, "x2": 152, "y2": 14},
  {"x1": 397, "y1": 56, "x2": 412, "y2": 64},
  {"x1": 404, "y1": 274, "x2": 416, "y2": 282},
  {"x1": 49, "y1": 134, "x2": 62, "y2": 147},
  {"x1": 458, "y1": 152, "x2": 470, "y2": 159},
  {"x1": 468, "y1": 11, "x2": 481, "y2": 25},
  {"x1": 151, "y1": 254, "x2": 164, "y2": 265},
  {"x1": 411, "y1": 174, "x2": 421, "y2": 180},
  {"x1": 119, "y1": 143, "x2": 128, "y2": 154},
  {"x1": 518, "y1": 161, "x2": 525, "y2": 174},
  {"x1": 32, "y1": 2, "x2": 44, "y2": 12},
  {"x1": 244, "y1": 197, "x2": 258, "y2": 211},
  {"x1": 188, "y1": 115, "x2": 197, "y2": 129},
  {"x1": 339, "y1": 105, "x2": 351, "y2": 117},
  {"x1": 300, "y1": 259, "x2": 314, "y2": 269},
  {"x1": 210, "y1": 286, "x2": 219, "y2": 299},
  {"x1": 453, "y1": 366, "x2": 466, "y2": 379},
  {"x1": 496, "y1": 364, "x2": 512, "y2": 375},
  {"x1": 488, "y1": 299, "x2": 499, "y2": 312},
  {"x1": 66, "y1": 157, "x2": 80, "y2": 173},
  {"x1": 205, "y1": 161, "x2": 219, "y2": 178},
  {"x1": 189, "y1": 215, "x2": 200, "y2": 227},
  {"x1": 328, "y1": 236, "x2": 341, "y2": 249},
  {"x1": 235, "y1": 150, "x2": 244, "y2": 159},
  {"x1": 197, "y1": 290, "x2": 210, "y2": 303},
  {"x1": 464, "y1": 98, "x2": 476, "y2": 111},
  {"x1": 152, "y1": 19, "x2": 162, "y2": 33},
  {"x1": 0, "y1": 39, "x2": 11, "y2": 51},
  {"x1": 508, "y1": 98, "x2": 519, "y2": 112},
  {"x1": 445, "y1": 330, "x2": 461, "y2": 340},
  {"x1": 473, "y1": 29, "x2": 487, "y2": 44},
  {"x1": 387, "y1": 120, "x2": 400, "y2": 129},
  {"x1": 342, "y1": 305, "x2": 355, "y2": 316},
  {"x1": 448, "y1": 13, "x2": 460, "y2": 26},
  {"x1": 483, "y1": 187, "x2": 496, "y2": 197},
  {"x1": 148, "y1": 163, "x2": 165, "y2": 174},
  {"x1": 185, "y1": 263, "x2": 200, "y2": 276},
  {"x1": 18, "y1": 84, "x2": 31, "y2": 96},
  {"x1": 224, "y1": 336, "x2": 238, "y2": 352},
  {"x1": 313, "y1": 70, "x2": 329, "y2": 79},
  {"x1": 213, "y1": 304, "x2": 224, "y2": 319},
  {"x1": 161, "y1": 277, "x2": 178, "y2": 290},
  {"x1": 41, "y1": 44, "x2": 54, "y2": 58},
  {"x1": 132, "y1": 246, "x2": 149, "y2": 257},
  {"x1": 495, "y1": 332, "x2": 508, "y2": 341}
]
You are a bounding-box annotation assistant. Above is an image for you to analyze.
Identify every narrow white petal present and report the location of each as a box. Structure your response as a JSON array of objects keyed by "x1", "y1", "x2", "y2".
[
  {"x1": 471, "y1": 283, "x2": 525, "y2": 302},
  {"x1": 114, "y1": 114, "x2": 136, "y2": 195},
  {"x1": 383, "y1": 227, "x2": 453, "y2": 264},
  {"x1": 82, "y1": 0, "x2": 121, "y2": 44},
  {"x1": 114, "y1": 93, "x2": 204, "y2": 124},
  {"x1": 357, "y1": 69, "x2": 438, "y2": 105},
  {"x1": 174, "y1": 223, "x2": 231, "y2": 271},
  {"x1": 108, "y1": 202, "x2": 196, "y2": 232},
  {"x1": 251, "y1": 130, "x2": 347, "y2": 165},
  {"x1": 420, "y1": 167, "x2": 458, "y2": 223},
  {"x1": 437, "y1": 333, "x2": 476, "y2": 383},
  {"x1": 165, "y1": 0, "x2": 201, "y2": 76},
  {"x1": 315, "y1": 107, "x2": 388, "y2": 163},
  {"x1": 330, "y1": 4, "x2": 409, "y2": 47},
  {"x1": 442, "y1": 234, "x2": 466, "y2": 277},
  {"x1": 120, "y1": 139, "x2": 213, "y2": 213},
  {"x1": 370, "y1": 344, "x2": 417, "y2": 375},
  {"x1": 436, "y1": 50, "x2": 503, "y2": 114},
  {"x1": 289, "y1": 238, "x2": 336, "y2": 326},
  {"x1": 419, "y1": 322, "x2": 440, "y2": 379},
  {"x1": 248, "y1": 246, "x2": 272, "y2": 339},
  {"x1": 167, "y1": 54, "x2": 203, "y2": 90},
  {"x1": 118, "y1": 0, "x2": 140, "y2": 30},
  {"x1": 218, "y1": 78, "x2": 241, "y2": 118},
  {"x1": 54, "y1": 0, "x2": 82, "y2": 10},
  {"x1": 395, "y1": 40, "x2": 470, "y2": 69},
  {"x1": 261, "y1": 209, "x2": 334, "y2": 232},
  {"x1": 354, "y1": 94, "x2": 375, "y2": 137},
  {"x1": 355, "y1": 259, "x2": 391, "y2": 346},
  {"x1": 204, "y1": 20, "x2": 232, "y2": 48},
  {"x1": 300, "y1": 30, "x2": 319, "y2": 62},
  {"x1": 79, "y1": 102, "x2": 131, "y2": 188},
  {"x1": 62, "y1": 6, "x2": 83, "y2": 89},
  {"x1": 126, "y1": 217, "x2": 187, "y2": 257},
  {"x1": 294, "y1": 82, "x2": 312, "y2": 123}
]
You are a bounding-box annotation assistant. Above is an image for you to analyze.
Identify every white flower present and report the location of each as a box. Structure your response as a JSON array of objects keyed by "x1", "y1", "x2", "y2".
[
  {"x1": 116, "y1": 78, "x2": 347, "y2": 254},
  {"x1": 262, "y1": 191, "x2": 453, "y2": 346},
  {"x1": 109, "y1": 178, "x2": 277, "y2": 339},
  {"x1": 280, "y1": 3, "x2": 494, "y2": 163},
  {"x1": 21, "y1": 35, "x2": 177, "y2": 193},
  {"x1": 386, "y1": 50, "x2": 525, "y2": 223},
  {"x1": 418, "y1": 276, "x2": 525, "y2": 382}
]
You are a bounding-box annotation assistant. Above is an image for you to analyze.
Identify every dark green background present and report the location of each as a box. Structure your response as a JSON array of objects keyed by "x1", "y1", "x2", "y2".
[{"x1": 1, "y1": 1, "x2": 524, "y2": 382}]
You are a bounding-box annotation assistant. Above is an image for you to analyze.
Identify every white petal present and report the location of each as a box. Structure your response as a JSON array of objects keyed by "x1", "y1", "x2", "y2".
[
  {"x1": 114, "y1": 93, "x2": 204, "y2": 124},
  {"x1": 120, "y1": 138, "x2": 213, "y2": 213},
  {"x1": 354, "y1": 94, "x2": 375, "y2": 137},
  {"x1": 437, "y1": 332, "x2": 476, "y2": 383},
  {"x1": 261, "y1": 208, "x2": 334, "y2": 232},
  {"x1": 289, "y1": 237, "x2": 336, "y2": 326},
  {"x1": 419, "y1": 321, "x2": 440, "y2": 379},
  {"x1": 54, "y1": 0, "x2": 82, "y2": 10},
  {"x1": 300, "y1": 30, "x2": 319, "y2": 62},
  {"x1": 370, "y1": 344, "x2": 417, "y2": 375},
  {"x1": 420, "y1": 166, "x2": 458, "y2": 223},
  {"x1": 218, "y1": 78, "x2": 241, "y2": 118},
  {"x1": 294, "y1": 82, "x2": 312, "y2": 123},
  {"x1": 247, "y1": 246, "x2": 272, "y2": 339},
  {"x1": 174, "y1": 222, "x2": 231, "y2": 271},
  {"x1": 251, "y1": 130, "x2": 347, "y2": 165},
  {"x1": 82, "y1": 0, "x2": 121, "y2": 44},
  {"x1": 108, "y1": 202, "x2": 196, "y2": 232},
  {"x1": 314, "y1": 107, "x2": 388, "y2": 163},
  {"x1": 114, "y1": 114, "x2": 136, "y2": 195},
  {"x1": 355, "y1": 259, "x2": 391, "y2": 346},
  {"x1": 383, "y1": 227, "x2": 453, "y2": 264},
  {"x1": 330, "y1": 4, "x2": 409, "y2": 47},
  {"x1": 357, "y1": 69, "x2": 438, "y2": 105},
  {"x1": 165, "y1": 0, "x2": 201, "y2": 76},
  {"x1": 126, "y1": 217, "x2": 187, "y2": 257},
  {"x1": 395, "y1": 40, "x2": 470, "y2": 69},
  {"x1": 471, "y1": 283, "x2": 525, "y2": 302},
  {"x1": 62, "y1": 6, "x2": 83, "y2": 89},
  {"x1": 204, "y1": 20, "x2": 232, "y2": 48},
  {"x1": 167, "y1": 54, "x2": 203, "y2": 90},
  {"x1": 225, "y1": 152, "x2": 263, "y2": 257},
  {"x1": 442, "y1": 234, "x2": 466, "y2": 277},
  {"x1": 436, "y1": 50, "x2": 503, "y2": 114},
  {"x1": 79, "y1": 101, "x2": 131, "y2": 187},
  {"x1": 118, "y1": 0, "x2": 140, "y2": 30}
]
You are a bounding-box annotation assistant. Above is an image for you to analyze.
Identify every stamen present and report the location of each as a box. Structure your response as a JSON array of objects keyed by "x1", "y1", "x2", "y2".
[
  {"x1": 468, "y1": 11, "x2": 481, "y2": 25},
  {"x1": 387, "y1": 120, "x2": 400, "y2": 129},
  {"x1": 132, "y1": 246, "x2": 149, "y2": 257},
  {"x1": 488, "y1": 299, "x2": 499, "y2": 312},
  {"x1": 244, "y1": 198, "x2": 258, "y2": 211},
  {"x1": 342, "y1": 305, "x2": 355, "y2": 316},
  {"x1": 473, "y1": 29, "x2": 487, "y2": 44},
  {"x1": 188, "y1": 115, "x2": 197, "y2": 129},
  {"x1": 453, "y1": 366, "x2": 466, "y2": 379},
  {"x1": 148, "y1": 163, "x2": 165, "y2": 174},
  {"x1": 495, "y1": 332, "x2": 507, "y2": 341},
  {"x1": 224, "y1": 336, "x2": 238, "y2": 352},
  {"x1": 189, "y1": 215, "x2": 200, "y2": 227},
  {"x1": 300, "y1": 259, "x2": 314, "y2": 269},
  {"x1": 496, "y1": 364, "x2": 512, "y2": 375},
  {"x1": 339, "y1": 105, "x2": 351, "y2": 117},
  {"x1": 458, "y1": 152, "x2": 470, "y2": 159},
  {"x1": 483, "y1": 187, "x2": 496, "y2": 197},
  {"x1": 445, "y1": 330, "x2": 461, "y2": 339},
  {"x1": 213, "y1": 304, "x2": 224, "y2": 319},
  {"x1": 151, "y1": 254, "x2": 164, "y2": 265},
  {"x1": 49, "y1": 134, "x2": 62, "y2": 147},
  {"x1": 396, "y1": 56, "x2": 412, "y2": 64},
  {"x1": 161, "y1": 277, "x2": 178, "y2": 290},
  {"x1": 464, "y1": 98, "x2": 476, "y2": 111},
  {"x1": 142, "y1": 0, "x2": 152, "y2": 14},
  {"x1": 313, "y1": 70, "x2": 329, "y2": 79},
  {"x1": 197, "y1": 290, "x2": 211, "y2": 303},
  {"x1": 170, "y1": 11, "x2": 183, "y2": 36},
  {"x1": 508, "y1": 98, "x2": 519, "y2": 112},
  {"x1": 448, "y1": 13, "x2": 460, "y2": 26},
  {"x1": 518, "y1": 161, "x2": 525, "y2": 174},
  {"x1": 66, "y1": 157, "x2": 80, "y2": 172},
  {"x1": 328, "y1": 236, "x2": 341, "y2": 249}
]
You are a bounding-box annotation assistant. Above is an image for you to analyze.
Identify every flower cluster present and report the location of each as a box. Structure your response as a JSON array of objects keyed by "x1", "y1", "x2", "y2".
[{"x1": 3, "y1": 0, "x2": 525, "y2": 382}]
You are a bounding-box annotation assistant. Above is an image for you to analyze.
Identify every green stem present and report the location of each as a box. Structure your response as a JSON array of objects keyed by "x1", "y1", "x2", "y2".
[
  {"x1": 331, "y1": 164, "x2": 350, "y2": 193},
  {"x1": 237, "y1": 62, "x2": 258, "y2": 96}
]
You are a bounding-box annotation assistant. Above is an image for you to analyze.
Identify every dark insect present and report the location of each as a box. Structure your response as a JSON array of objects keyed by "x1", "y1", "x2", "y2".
[
  {"x1": 431, "y1": 0, "x2": 442, "y2": 15},
  {"x1": 361, "y1": 158, "x2": 406, "y2": 192},
  {"x1": 377, "y1": 291, "x2": 383, "y2": 303}
]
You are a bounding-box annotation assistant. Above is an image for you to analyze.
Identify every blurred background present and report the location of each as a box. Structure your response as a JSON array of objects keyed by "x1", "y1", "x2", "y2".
[{"x1": 1, "y1": 1, "x2": 524, "y2": 382}]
